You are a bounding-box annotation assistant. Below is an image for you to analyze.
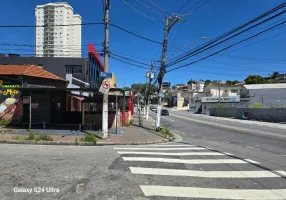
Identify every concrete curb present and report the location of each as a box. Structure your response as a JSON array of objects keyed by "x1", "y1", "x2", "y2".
[
  {"x1": 0, "y1": 140, "x2": 97, "y2": 146},
  {"x1": 0, "y1": 138, "x2": 169, "y2": 146}
]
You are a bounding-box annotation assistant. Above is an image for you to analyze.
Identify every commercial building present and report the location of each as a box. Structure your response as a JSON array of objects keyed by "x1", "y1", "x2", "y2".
[
  {"x1": 0, "y1": 44, "x2": 103, "y2": 90},
  {"x1": 0, "y1": 65, "x2": 67, "y2": 125},
  {"x1": 241, "y1": 83, "x2": 286, "y2": 108},
  {"x1": 35, "y1": 2, "x2": 82, "y2": 57}
]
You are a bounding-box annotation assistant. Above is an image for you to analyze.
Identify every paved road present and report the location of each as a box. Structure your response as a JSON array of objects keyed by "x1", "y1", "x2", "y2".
[
  {"x1": 148, "y1": 108, "x2": 286, "y2": 170},
  {"x1": 1, "y1": 109, "x2": 286, "y2": 199}
]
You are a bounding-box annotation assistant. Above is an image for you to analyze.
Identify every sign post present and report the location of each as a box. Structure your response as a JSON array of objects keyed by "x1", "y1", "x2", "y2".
[{"x1": 24, "y1": 96, "x2": 31, "y2": 130}]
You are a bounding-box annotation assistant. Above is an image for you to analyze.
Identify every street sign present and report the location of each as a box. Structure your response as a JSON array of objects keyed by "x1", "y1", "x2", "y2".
[
  {"x1": 100, "y1": 72, "x2": 112, "y2": 79},
  {"x1": 99, "y1": 80, "x2": 111, "y2": 94},
  {"x1": 146, "y1": 72, "x2": 155, "y2": 79},
  {"x1": 124, "y1": 91, "x2": 130, "y2": 96}
]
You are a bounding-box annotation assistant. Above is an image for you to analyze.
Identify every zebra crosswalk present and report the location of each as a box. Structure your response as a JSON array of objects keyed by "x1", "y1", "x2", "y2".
[{"x1": 113, "y1": 143, "x2": 286, "y2": 200}]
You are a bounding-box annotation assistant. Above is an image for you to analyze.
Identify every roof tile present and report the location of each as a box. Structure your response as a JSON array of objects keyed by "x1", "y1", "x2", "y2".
[{"x1": 0, "y1": 65, "x2": 66, "y2": 81}]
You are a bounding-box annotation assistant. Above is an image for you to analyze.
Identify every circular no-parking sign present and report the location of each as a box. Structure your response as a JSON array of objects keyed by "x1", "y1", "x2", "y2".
[{"x1": 102, "y1": 80, "x2": 110, "y2": 89}]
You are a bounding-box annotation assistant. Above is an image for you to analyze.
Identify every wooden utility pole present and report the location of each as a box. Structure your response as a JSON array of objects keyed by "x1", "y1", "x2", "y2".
[
  {"x1": 156, "y1": 16, "x2": 182, "y2": 131},
  {"x1": 102, "y1": 0, "x2": 110, "y2": 139}
]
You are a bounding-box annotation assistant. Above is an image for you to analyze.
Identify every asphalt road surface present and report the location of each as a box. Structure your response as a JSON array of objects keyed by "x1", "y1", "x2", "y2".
[{"x1": 1, "y1": 109, "x2": 286, "y2": 200}]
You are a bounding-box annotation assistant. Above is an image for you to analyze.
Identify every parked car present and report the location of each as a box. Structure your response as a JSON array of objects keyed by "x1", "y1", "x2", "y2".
[{"x1": 161, "y1": 109, "x2": 169, "y2": 115}]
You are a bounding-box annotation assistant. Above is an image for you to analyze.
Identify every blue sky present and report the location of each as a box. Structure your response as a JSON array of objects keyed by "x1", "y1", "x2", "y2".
[{"x1": 0, "y1": 0, "x2": 285, "y2": 87}]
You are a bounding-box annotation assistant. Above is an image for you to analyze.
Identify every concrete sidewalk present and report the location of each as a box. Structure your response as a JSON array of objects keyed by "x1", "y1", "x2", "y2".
[{"x1": 0, "y1": 122, "x2": 166, "y2": 145}]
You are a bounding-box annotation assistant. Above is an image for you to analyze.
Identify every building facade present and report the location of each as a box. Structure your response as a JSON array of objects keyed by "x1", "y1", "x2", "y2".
[
  {"x1": 0, "y1": 44, "x2": 105, "y2": 90},
  {"x1": 88, "y1": 44, "x2": 104, "y2": 88},
  {"x1": 0, "y1": 56, "x2": 88, "y2": 82},
  {"x1": 241, "y1": 84, "x2": 286, "y2": 108},
  {"x1": 35, "y1": 2, "x2": 82, "y2": 57}
]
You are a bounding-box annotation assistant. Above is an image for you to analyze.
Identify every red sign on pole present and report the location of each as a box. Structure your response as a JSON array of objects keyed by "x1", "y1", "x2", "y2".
[{"x1": 99, "y1": 80, "x2": 111, "y2": 94}]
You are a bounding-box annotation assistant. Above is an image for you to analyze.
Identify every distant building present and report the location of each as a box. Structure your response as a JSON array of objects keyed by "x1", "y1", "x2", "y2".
[
  {"x1": 106, "y1": 73, "x2": 117, "y2": 88},
  {"x1": 264, "y1": 73, "x2": 286, "y2": 83},
  {"x1": 241, "y1": 83, "x2": 286, "y2": 108},
  {"x1": 35, "y1": 2, "x2": 82, "y2": 57}
]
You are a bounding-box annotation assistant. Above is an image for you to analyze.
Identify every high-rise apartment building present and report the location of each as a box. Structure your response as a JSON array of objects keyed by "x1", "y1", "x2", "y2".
[{"x1": 35, "y1": 2, "x2": 82, "y2": 57}]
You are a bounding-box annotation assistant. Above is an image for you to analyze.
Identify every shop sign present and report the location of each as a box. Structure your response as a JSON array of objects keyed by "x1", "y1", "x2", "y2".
[{"x1": 201, "y1": 96, "x2": 240, "y2": 103}]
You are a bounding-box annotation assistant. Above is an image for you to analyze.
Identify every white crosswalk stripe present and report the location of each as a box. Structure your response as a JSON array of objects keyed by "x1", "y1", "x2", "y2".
[
  {"x1": 130, "y1": 167, "x2": 285, "y2": 178},
  {"x1": 113, "y1": 143, "x2": 286, "y2": 199},
  {"x1": 122, "y1": 157, "x2": 253, "y2": 164},
  {"x1": 114, "y1": 147, "x2": 205, "y2": 150},
  {"x1": 117, "y1": 151, "x2": 224, "y2": 156},
  {"x1": 140, "y1": 185, "x2": 286, "y2": 200}
]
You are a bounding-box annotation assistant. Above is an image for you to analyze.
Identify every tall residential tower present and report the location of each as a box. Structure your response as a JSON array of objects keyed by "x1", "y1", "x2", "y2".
[{"x1": 35, "y1": 2, "x2": 82, "y2": 57}]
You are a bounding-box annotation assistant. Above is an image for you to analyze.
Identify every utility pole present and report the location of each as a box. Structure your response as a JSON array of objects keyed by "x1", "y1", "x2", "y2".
[
  {"x1": 218, "y1": 82, "x2": 221, "y2": 104},
  {"x1": 146, "y1": 60, "x2": 155, "y2": 120},
  {"x1": 156, "y1": 16, "x2": 182, "y2": 131},
  {"x1": 102, "y1": 0, "x2": 110, "y2": 139}
]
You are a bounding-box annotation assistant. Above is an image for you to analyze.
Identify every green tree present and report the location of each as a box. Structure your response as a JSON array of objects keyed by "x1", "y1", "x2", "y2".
[
  {"x1": 204, "y1": 80, "x2": 211, "y2": 86},
  {"x1": 233, "y1": 80, "x2": 239, "y2": 85},
  {"x1": 270, "y1": 72, "x2": 280, "y2": 80},
  {"x1": 226, "y1": 80, "x2": 240, "y2": 85},
  {"x1": 187, "y1": 79, "x2": 197, "y2": 84},
  {"x1": 122, "y1": 86, "x2": 131, "y2": 91},
  {"x1": 244, "y1": 75, "x2": 265, "y2": 84},
  {"x1": 131, "y1": 83, "x2": 157, "y2": 95}
]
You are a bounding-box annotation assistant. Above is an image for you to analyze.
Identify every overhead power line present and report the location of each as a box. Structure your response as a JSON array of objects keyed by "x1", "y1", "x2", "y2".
[
  {"x1": 0, "y1": 21, "x2": 161, "y2": 45},
  {"x1": 219, "y1": 28, "x2": 286, "y2": 55},
  {"x1": 177, "y1": 0, "x2": 191, "y2": 13},
  {"x1": 0, "y1": 48, "x2": 91, "y2": 53},
  {"x1": 166, "y1": 2, "x2": 286, "y2": 67},
  {"x1": 180, "y1": 0, "x2": 208, "y2": 15},
  {"x1": 167, "y1": 20, "x2": 286, "y2": 73},
  {"x1": 166, "y1": 8, "x2": 286, "y2": 67},
  {"x1": 192, "y1": 0, "x2": 209, "y2": 13},
  {"x1": 121, "y1": 0, "x2": 164, "y2": 23},
  {"x1": 146, "y1": 0, "x2": 172, "y2": 16},
  {"x1": 135, "y1": 0, "x2": 166, "y2": 16},
  {"x1": 110, "y1": 55, "x2": 151, "y2": 70},
  {"x1": 109, "y1": 52, "x2": 150, "y2": 66},
  {"x1": 0, "y1": 43, "x2": 102, "y2": 48},
  {"x1": 109, "y1": 23, "x2": 162, "y2": 44},
  {"x1": 0, "y1": 21, "x2": 104, "y2": 28}
]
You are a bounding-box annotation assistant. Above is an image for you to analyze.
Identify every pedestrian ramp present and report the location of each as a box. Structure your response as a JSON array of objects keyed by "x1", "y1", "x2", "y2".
[{"x1": 113, "y1": 143, "x2": 286, "y2": 200}]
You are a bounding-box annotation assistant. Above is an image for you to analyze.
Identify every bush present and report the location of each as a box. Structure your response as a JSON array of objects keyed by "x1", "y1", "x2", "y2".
[
  {"x1": 11, "y1": 135, "x2": 25, "y2": 140},
  {"x1": 25, "y1": 133, "x2": 53, "y2": 141},
  {"x1": 0, "y1": 119, "x2": 10, "y2": 127},
  {"x1": 160, "y1": 128, "x2": 174, "y2": 138},
  {"x1": 217, "y1": 104, "x2": 223, "y2": 108},
  {"x1": 250, "y1": 103, "x2": 263, "y2": 108},
  {"x1": 129, "y1": 119, "x2": 134, "y2": 126},
  {"x1": 26, "y1": 132, "x2": 35, "y2": 140},
  {"x1": 35, "y1": 134, "x2": 53, "y2": 141},
  {"x1": 80, "y1": 132, "x2": 97, "y2": 144}
]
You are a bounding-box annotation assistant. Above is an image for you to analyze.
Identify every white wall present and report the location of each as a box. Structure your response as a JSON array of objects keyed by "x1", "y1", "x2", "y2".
[
  {"x1": 35, "y1": 3, "x2": 81, "y2": 58},
  {"x1": 73, "y1": 14, "x2": 82, "y2": 58}
]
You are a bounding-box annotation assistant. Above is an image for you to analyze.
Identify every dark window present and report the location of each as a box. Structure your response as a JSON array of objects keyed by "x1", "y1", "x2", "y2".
[{"x1": 65, "y1": 65, "x2": 83, "y2": 74}]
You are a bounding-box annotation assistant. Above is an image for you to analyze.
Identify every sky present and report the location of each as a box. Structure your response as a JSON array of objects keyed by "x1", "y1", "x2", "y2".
[{"x1": 0, "y1": 0, "x2": 285, "y2": 88}]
